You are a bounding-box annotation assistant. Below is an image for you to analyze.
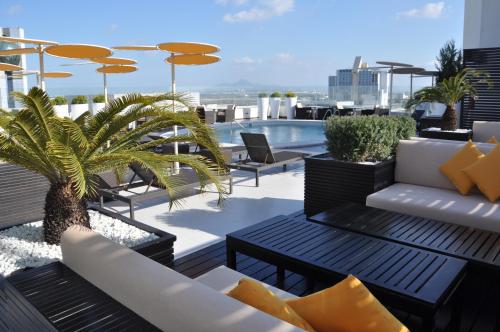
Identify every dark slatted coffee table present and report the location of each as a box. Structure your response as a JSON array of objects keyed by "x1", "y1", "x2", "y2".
[
  {"x1": 227, "y1": 215, "x2": 467, "y2": 330},
  {"x1": 310, "y1": 203, "x2": 500, "y2": 271}
]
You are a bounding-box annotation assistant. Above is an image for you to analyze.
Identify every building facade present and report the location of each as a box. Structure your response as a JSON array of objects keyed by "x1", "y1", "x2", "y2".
[
  {"x1": 328, "y1": 56, "x2": 389, "y2": 107},
  {"x1": 0, "y1": 27, "x2": 28, "y2": 109}
]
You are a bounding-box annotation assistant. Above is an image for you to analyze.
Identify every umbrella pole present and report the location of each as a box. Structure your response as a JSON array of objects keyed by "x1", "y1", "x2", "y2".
[
  {"x1": 38, "y1": 45, "x2": 45, "y2": 91},
  {"x1": 171, "y1": 52, "x2": 179, "y2": 173},
  {"x1": 103, "y1": 70, "x2": 108, "y2": 104},
  {"x1": 389, "y1": 65, "x2": 394, "y2": 112},
  {"x1": 410, "y1": 73, "x2": 413, "y2": 100}
]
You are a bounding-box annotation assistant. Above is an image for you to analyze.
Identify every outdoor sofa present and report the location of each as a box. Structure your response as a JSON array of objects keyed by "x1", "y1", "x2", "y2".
[
  {"x1": 60, "y1": 226, "x2": 302, "y2": 332},
  {"x1": 366, "y1": 139, "x2": 499, "y2": 232},
  {"x1": 472, "y1": 120, "x2": 500, "y2": 142}
]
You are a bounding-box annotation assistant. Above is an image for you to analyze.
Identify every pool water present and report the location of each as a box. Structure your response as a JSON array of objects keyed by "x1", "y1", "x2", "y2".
[{"x1": 215, "y1": 122, "x2": 326, "y2": 147}]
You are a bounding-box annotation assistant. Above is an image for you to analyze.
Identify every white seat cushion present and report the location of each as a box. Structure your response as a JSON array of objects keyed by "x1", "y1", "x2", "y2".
[
  {"x1": 473, "y1": 121, "x2": 500, "y2": 142},
  {"x1": 196, "y1": 266, "x2": 297, "y2": 299},
  {"x1": 61, "y1": 228, "x2": 302, "y2": 332},
  {"x1": 366, "y1": 183, "x2": 500, "y2": 232}
]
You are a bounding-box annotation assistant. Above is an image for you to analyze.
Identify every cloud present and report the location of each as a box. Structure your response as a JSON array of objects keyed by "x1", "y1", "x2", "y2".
[
  {"x1": 398, "y1": 2, "x2": 445, "y2": 19},
  {"x1": 216, "y1": 0, "x2": 248, "y2": 5},
  {"x1": 7, "y1": 4, "x2": 23, "y2": 15},
  {"x1": 109, "y1": 24, "x2": 119, "y2": 32},
  {"x1": 234, "y1": 56, "x2": 260, "y2": 64},
  {"x1": 222, "y1": 0, "x2": 294, "y2": 23},
  {"x1": 275, "y1": 52, "x2": 293, "y2": 62}
]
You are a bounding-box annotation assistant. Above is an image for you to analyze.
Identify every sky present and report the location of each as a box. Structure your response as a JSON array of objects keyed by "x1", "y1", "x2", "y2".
[{"x1": 1, "y1": 0, "x2": 465, "y2": 94}]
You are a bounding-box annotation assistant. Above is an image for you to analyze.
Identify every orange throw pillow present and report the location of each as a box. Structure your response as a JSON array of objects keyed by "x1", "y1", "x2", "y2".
[
  {"x1": 439, "y1": 141, "x2": 484, "y2": 195},
  {"x1": 227, "y1": 278, "x2": 316, "y2": 332},
  {"x1": 463, "y1": 144, "x2": 500, "y2": 202},
  {"x1": 487, "y1": 136, "x2": 498, "y2": 144},
  {"x1": 286, "y1": 275, "x2": 409, "y2": 332}
]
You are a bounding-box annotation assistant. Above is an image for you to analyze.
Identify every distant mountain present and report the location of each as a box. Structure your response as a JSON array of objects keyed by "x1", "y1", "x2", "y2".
[{"x1": 217, "y1": 79, "x2": 261, "y2": 88}]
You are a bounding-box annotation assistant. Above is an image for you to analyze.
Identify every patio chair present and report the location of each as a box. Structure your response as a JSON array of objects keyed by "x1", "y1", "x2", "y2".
[
  {"x1": 227, "y1": 133, "x2": 309, "y2": 186},
  {"x1": 316, "y1": 107, "x2": 335, "y2": 120},
  {"x1": 96, "y1": 170, "x2": 166, "y2": 219},
  {"x1": 361, "y1": 108, "x2": 375, "y2": 116},
  {"x1": 295, "y1": 105, "x2": 314, "y2": 119},
  {"x1": 197, "y1": 105, "x2": 216, "y2": 124}
]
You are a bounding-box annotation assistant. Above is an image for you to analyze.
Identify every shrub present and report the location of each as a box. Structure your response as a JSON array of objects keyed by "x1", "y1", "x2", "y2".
[
  {"x1": 51, "y1": 96, "x2": 67, "y2": 105},
  {"x1": 71, "y1": 95, "x2": 88, "y2": 104},
  {"x1": 92, "y1": 94, "x2": 105, "y2": 103},
  {"x1": 324, "y1": 115, "x2": 416, "y2": 162},
  {"x1": 285, "y1": 92, "x2": 297, "y2": 98},
  {"x1": 258, "y1": 93, "x2": 269, "y2": 98},
  {"x1": 270, "y1": 92, "x2": 281, "y2": 98}
]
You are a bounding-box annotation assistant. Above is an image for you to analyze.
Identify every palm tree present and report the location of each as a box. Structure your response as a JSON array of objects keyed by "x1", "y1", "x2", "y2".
[
  {"x1": 435, "y1": 40, "x2": 463, "y2": 83},
  {"x1": 407, "y1": 69, "x2": 492, "y2": 131},
  {"x1": 0, "y1": 87, "x2": 227, "y2": 244}
]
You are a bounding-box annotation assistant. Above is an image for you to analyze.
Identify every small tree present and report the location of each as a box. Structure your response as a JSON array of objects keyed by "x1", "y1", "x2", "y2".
[
  {"x1": 407, "y1": 69, "x2": 492, "y2": 130},
  {"x1": 0, "y1": 88, "x2": 227, "y2": 244},
  {"x1": 436, "y1": 40, "x2": 463, "y2": 83}
]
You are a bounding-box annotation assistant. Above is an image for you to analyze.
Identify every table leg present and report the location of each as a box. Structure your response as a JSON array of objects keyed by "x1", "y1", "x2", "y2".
[
  {"x1": 227, "y1": 247, "x2": 237, "y2": 270},
  {"x1": 255, "y1": 170, "x2": 259, "y2": 187},
  {"x1": 282, "y1": 164, "x2": 287, "y2": 171},
  {"x1": 422, "y1": 316, "x2": 434, "y2": 332},
  {"x1": 449, "y1": 282, "x2": 464, "y2": 332},
  {"x1": 277, "y1": 266, "x2": 285, "y2": 289}
]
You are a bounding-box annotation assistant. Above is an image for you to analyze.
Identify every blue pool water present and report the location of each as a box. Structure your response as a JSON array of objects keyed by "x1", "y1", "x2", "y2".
[{"x1": 215, "y1": 122, "x2": 326, "y2": 147}]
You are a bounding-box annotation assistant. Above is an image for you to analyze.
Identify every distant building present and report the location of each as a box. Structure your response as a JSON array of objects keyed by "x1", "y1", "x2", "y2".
[
  {"x1": 0, "y1": 27, "x2": 28, "y2": 109},
  {"x1": 328, "y1": 56, "x2": 390, "y2": 107}
]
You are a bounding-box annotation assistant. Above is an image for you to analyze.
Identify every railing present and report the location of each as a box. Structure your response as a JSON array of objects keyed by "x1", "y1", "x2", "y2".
[{"x1": 229, "y1": 120, "x2": 249, "y2": 143}]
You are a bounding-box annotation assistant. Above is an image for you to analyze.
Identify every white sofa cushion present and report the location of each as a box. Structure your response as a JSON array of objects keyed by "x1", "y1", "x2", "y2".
[
  {"x1": 395, "y1": 140, "x2": 495, "y2": 191},
  {"x1": 196, "y1": 266, "x2": 297, "y2": 299},
  {"x1": 473, "y1": 121, "x2": 500, "y2": 142},
  {"x1": 366, "y1": 183, "x2": 500, "y2": 232},
  {"x1": 61, "y1": 227, "x2": 303, "y2": 332}
]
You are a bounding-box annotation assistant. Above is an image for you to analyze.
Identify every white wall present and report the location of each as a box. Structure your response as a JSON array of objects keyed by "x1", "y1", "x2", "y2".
[{"x1": 464, "y1": 0, "x2": 500, "y2": 49}]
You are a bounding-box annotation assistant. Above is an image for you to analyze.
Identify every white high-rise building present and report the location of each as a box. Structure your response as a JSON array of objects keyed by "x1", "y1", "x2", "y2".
[
  {"x1": 0, "y1": 27, "x2": 29, "y2": 109},
  {"x1": 328, "y1": 56, "x2": 390, "y2": 107}
]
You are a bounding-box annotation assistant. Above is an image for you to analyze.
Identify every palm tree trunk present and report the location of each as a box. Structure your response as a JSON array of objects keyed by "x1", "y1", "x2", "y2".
[
  {"x1": 441, "y1": 105, "x2": 458, "y2": 131},
  {"x1": 43, "y1": 182, "x2": 90, "y2": 245}
]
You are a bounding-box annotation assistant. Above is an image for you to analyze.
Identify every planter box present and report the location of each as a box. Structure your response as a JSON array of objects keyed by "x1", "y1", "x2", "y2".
[
  {"x1": 270, "y1": 97, "x2": 281, "y2": 119},
  {"x1": 304, "y1": 153, "x2": 395, "y2": 217},
  {"x1": 70, "y1": 103, "x2": 89, "y2": 119},
  {"x1": 257, "y1": 97, "x2": 269, "y2": 120},
  {"x1": 420, "y1": 128, "x2": 472, "y2": 141},
  {"x1": 53, "y1": 105, "x2": 69, "y2": 117},
  {"x1": 285, "y1": 97, "x2": 297, "y2": 119},
  {"x1": 92, "y1": 102, "x2": 105, "y2": 114}
]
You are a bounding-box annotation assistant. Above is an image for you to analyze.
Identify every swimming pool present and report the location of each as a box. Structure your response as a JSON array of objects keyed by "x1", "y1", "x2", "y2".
[{"x1": 214, "y1": 120, "x2": 326, "y2": 148}]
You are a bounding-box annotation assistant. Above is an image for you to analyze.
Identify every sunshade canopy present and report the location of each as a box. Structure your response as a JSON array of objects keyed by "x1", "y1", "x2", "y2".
[
  {"x1": 416, "y1": 70, "x2": 439, "y2": 77},
  {"x1": 45, "y1": 44, "x2": 112, "y2": 59},
  {"x1": 158, "y1": 42, "x2": 220, "y2": 54},
  {"x1": 96, "y1": 65, "x2": 137, "y2": 74},
  {"x1": 0, "y1": 47, "x2": 38, "y2": 56},
  {"x1": 0, "y1": 62, "x2": 23, "y2": 71},
  {"x1": 166, "y1": 54, "x2": 220, "y2": 66},
  {"x1": 0, "y1": 36, "x2": 58, "y2": 46},
  {"x1": 112, "y1": 45, "x2": 158, "y2": 51},
  {"x1": 391, "y1": 67, "x2": 425, "y2": 75},
  {"x1": 376, "y1": 61, "x2": 413, "y2": 67},
  {"x1": 91, "y1": 57, "x2": 136, "y2": 65},
  {"x1": 44, "y1": 71, "x2": 73, "y2": 78}
]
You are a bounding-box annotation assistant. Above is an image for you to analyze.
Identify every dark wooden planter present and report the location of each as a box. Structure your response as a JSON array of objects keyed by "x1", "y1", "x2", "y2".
[
  {"x1": 304, "y1": 153, "x2": 395, "y2": 217},
  {"x1": 420, "y1": 128, "x2": 473, "y2": 141}
]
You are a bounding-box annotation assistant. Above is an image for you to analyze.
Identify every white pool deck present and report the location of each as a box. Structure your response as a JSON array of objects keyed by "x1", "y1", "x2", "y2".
[{"x1": 102, "y1": 146, "x2": 326, "y2": 258}]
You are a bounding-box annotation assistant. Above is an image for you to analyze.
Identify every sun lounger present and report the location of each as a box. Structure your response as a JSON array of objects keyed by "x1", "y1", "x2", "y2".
[{"x1": 227, "y1": 133, "x2": 308, "y2": 186}]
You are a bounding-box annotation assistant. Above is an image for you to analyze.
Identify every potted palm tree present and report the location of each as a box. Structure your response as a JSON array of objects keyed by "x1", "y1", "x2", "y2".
[
  {"x1": 0, "y1": 87, "x2": 226, "y2": 244},
  {"x1": 257, "y1": 93, "x2": 269, "y2": 120},
  {"x1": 407, "y1": 68, "x2": 492, "y2": 131},
  {"x1": 284, "y1": 92, "x2": 297, "y2": 119},
  {"x1": 92, "y1": 94, "x2": 106, "y2": 114},
  {"x1": 70, "y1": 95, "x2": 89, "y2": 120},
  {"x1": 51, "y1": 96, "x2": 68, "y2": 117},
  {"x1": 269, "y1": 92, "x2": 281, "y2": 119}
]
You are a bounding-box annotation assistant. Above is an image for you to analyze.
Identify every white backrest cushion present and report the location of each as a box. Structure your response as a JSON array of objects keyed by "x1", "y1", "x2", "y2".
[
  {"x1": 61, "y1": 227, "x2": 302, "y2": 332},
  {"x1": 473, "y1": 121, "x2": 500, "y2": 142},
  {"x1": 395, "y1": 140, "x2": 495, "y2": 190}
]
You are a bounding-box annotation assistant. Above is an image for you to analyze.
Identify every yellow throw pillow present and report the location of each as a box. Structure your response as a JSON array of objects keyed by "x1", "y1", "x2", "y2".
[
  {"x1": 439, "y1": 141, "x2": 484, "y2": 195},
  {"x1": 227, "y1": 278, "x2": 316, "y2": 332},
  {"x1": 463, "y1": 144, "x2": 500, "y2": 202},
  {"x1": 487, "y1": 136, "x2": 498, "y2": 144},
  {"x1": 286, "y1": 275, "x2": 409, "y2": 332}
]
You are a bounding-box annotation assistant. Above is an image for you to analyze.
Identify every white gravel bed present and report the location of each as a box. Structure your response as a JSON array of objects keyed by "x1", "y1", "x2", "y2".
[{"x1": 0, "y1": 210, "x2": 159, "y2": 277}]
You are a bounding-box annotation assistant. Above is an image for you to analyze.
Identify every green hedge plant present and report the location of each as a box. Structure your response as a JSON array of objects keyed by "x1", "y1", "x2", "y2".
[
  {"x1": 324, "y1": 115, "x2": 416, "y2": 162},
  {"x1": 71, "y1": 95, "x2": 88, "y2": 104},
  {"x1": 51, "y1": 96, "x2": 67, "y2": 106},
  {"x1": 270, "y1": 92, "x2": 281, "y2": 98},
  {"x1": 258, "y1": 93, "x2": 269, "y2": 98},
  {"x1": 92, "y1": 94, "x2": 106, "y2": 103},
  {"x1": 285, "y1": 92, "x2": 297, "y2": 98}
]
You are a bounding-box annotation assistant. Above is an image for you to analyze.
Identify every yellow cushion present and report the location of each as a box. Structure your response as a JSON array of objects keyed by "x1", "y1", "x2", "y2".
[
  {"x1": 439, "y1": 140, "x2": 484, "y2": 195},
  {"x1": 463, "y1": 144, "x2": 500, "y2": 202},
  {"x1": 227, "y1": 278, "x2": 316, "y2": 332},
  {"x1": 487, "y1": 136, "x2": 498, "y2": 144},
  {"x1": 286, "y1": 275, "x2": 409, "y2": 332}
]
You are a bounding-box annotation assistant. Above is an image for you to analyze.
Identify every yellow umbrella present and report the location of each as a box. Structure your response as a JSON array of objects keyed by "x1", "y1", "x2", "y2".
[
  {"x1": 112, "y1": 45, "x2": 158, "y2": 51},
  {"x1": 157, "y1": 42, "x2": 219, "y2": 54},
  {"x1": 91, "y1": 58, "x2": 137, "y2": 103},
  {"x1": 0, "y1": 62, "x2": 23, "y2": 71},
  {"x1": 45, "y1": 44, "x2": 112, "y2": 59},
  {"x1": 0, "y1": 36, "x2": 58, "y2": 91},
  {"x1": 0, "y1": 47, "x2": 38, "y2": 56},
  {"x1": 44, "y1": 71, "x2": 73, "y2": 78}
]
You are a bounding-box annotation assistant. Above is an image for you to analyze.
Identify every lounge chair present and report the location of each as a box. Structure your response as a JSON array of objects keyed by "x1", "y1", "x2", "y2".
[
  {"x1": 316, "y1": 107, "x2": 335, "y2": 120},
  {"x1": 196, "y1": 105, "x2": 216, "y2": 124},
  {"x1": 216, "y1": 104, "x2": 236, "y2": 123},
  {"x1": 227, "y1": 133, "x2": 309, "y2": 186},
  {"x1": 295, "y1": 105, "x2": 314, "y2": 119},
  {"x1": 96, "y1": 170, "x2": 166, "y2": 219}
]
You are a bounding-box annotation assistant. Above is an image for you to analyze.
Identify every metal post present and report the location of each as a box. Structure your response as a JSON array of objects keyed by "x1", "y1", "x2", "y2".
[
  {"x1": 171, "y1": 52, "x2": 179, "y2": 173},
  {"x1": 410, "y1": 73, "x2": 413, "y2": 100},
  {"x1": 103, "y1": 70, "x2": 108, "y2": 104},
  {"x1": 38, "y1": 45, "x2": 45, "y2": 91},
  {"x1": 389, "y1": 65, "x2": 394, "y2": 112}
]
